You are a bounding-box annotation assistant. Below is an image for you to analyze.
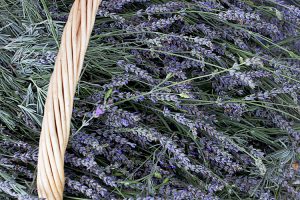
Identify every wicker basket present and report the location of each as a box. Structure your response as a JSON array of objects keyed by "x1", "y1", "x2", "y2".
[{"x1": 37, "y1": 0, "x2": 102, "y2": 199}]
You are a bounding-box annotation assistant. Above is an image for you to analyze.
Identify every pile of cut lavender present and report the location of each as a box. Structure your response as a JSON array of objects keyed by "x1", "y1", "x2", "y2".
[{"x1": 0, "y1": 0, "x2": 300, "y2": 199}]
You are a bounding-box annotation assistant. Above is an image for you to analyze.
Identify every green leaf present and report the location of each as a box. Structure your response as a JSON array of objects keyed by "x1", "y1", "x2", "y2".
[
  {"x1": 255, "y1": 158, "x2": 266, "y2": 176},
  {"x1": 179, "y1": 93, "x2": 190, "y2": 99},
  {"x1": 162, "y1": 178, "x2": 170, "y2": 184},
  {"x1": 154, "y1": 172, "x2": 162, "y2": 179},
  {"x1": 104, "y1": 88, "x2": 113, "y2": 102},
  {"x1": 275, "y1": 10, "x2": 283, "y2": 20}
]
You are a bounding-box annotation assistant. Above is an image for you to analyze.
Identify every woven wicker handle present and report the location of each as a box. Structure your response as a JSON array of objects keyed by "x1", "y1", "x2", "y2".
[{"x1": 37, "y1": 0, "x2": 101, "y2": 199}]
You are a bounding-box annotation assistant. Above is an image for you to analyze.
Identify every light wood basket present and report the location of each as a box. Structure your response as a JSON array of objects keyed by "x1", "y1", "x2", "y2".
[{"x1": 37, "y1": 0, "x2": 102, "y2": 199}]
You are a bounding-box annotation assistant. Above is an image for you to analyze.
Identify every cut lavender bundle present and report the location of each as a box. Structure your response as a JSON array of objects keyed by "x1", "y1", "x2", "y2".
[{"x1": 2, "y1": 0, "x2": 300, "y2": 199}]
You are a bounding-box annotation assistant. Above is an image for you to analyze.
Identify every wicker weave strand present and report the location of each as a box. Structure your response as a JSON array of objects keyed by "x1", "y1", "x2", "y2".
[{"x1": 37, "y1": 0, "x2": 101, "y2": 199}]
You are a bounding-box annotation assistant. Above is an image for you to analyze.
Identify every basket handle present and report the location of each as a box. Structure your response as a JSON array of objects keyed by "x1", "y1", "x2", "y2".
[{"x1": 37, "y1": 0, "x2": 102, "y2": 199}]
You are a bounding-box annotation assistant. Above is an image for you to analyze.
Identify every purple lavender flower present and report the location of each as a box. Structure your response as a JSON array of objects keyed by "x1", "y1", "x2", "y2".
[
  {"x1": 94, "y1": 105, "x2": 105, "y2": 117},
  {"x1": 163, "y1": 108, "x2": 240, "y2": 153},
  {"x1": 145, "y1": 2, "x2": 185, "y2": 15},
  {"x1": 260, "y1": 192, "x2": 275, "y2": 200},
  {"x1": 117, "y1": 60, "x2": 155, "y2": 83},
  {"x1": 0, "y1": 181, "x2": 19, "y2": 198},
  {"x1": 181, "y1": 23, "x2": 218, "y2": 39},
  {"x1": 271, "y1": 113, "x2": 300, "y2": 140},
  {"x1": 222, "y1": 103, "x2": 246, "y2": 121},
  {"x1": 103, "y1": 74, "x2": 129, "y2": 90},
  {"x1": 122, "y1": 126, "x2": 224, "y2": 185},
  {"x1": 201, "y1": 137, "x2": 242, "y2": 174},
  {"x1": 131, "y1": 15, "x2": 184, "y2": 31},
  {"x1": 191, "y1": 44, "x2": 220, "y2": 60},
  {"x1": 97, "y1": 10, "x2": 126, "y2": 25},
  {"x1": 13, "y1": 150, "x2": 38, "y2": 163},
  {"x1": 80, "y1": 176, "x2": 109, "y2": 197},
  {"x1": 149, "y1": 93, "x2": 179, "y2": 103},
  {"x1": 65, "y1": 153, "x2": 97, "y2": 170},
  {"x1": 112, "y1": 91, "x2": 145, "y2": 102},
  {"x1": 102, "y1": 145, "x2": 135, "y2": 168},
  {"x1": 218, "y1": 9, "x2": 261, "y2": 22},
  {"x1": 98, "y1": 129, "x2": 136, "y2": 148},
  {"x1": 71, "y1": 142, "x2": 90, "y2": 156},
  {"x1": 72, "y1": 132, "x2": 106, "y2": 153},
  {"x1": 121, "y1": 119, "x2": 129, "y2": 127},
  {"x1": 88, "y1": 165, "x2": 118, "y2": 187},
  {"x1": 229, "y1": 70, "x2": 256, "y2": 89},
  {"x1": 85, "y1": 91, "x2": 105, "y2": 104},
  {"x1": 18, "y1": 194, "x2": 39, "y2": 200},
  {"x1": 216, "y1": 69, "x2": 271, "y2": 92},
  {"x1": 150, "y1": 15, "x2": 184, "y2": 31},
  {"x1": 1, "y1": 140, "x2": 32, "y2": 151},
  {"x1": 102, "y1": 0, "x2": 150, "y2": 12},
  {"x1": 37, "y1": 51, "x2": 56, "y2": 65},
  {"x1": 163, "y1": 108, "x2": 198, "y2": 136},
  {"x1": 65, "y1": 177, "x2": 101, "y2": 200},
  {"x1": 160, "y1": 184, "x2": 220, "y2": 200},
  {"x1": 248, "y1": 21, "x2": 280, "y2": 37},
  {"x1": 222, "y1": 27, "x2": 251, "y2": 40},
  {"x1": 194, "y1": 0, "x2": 224, "y2": 11},
  {"x1": 104, "y1": 107, "x2": 140, "y2": 128}
]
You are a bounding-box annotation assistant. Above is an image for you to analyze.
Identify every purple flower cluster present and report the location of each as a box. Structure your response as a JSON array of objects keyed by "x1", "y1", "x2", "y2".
[
  {"x1": 159, "y1": 184, "x2": 220, "y2": 200},
  {"x1": 65, "y1": 153, "x2": 97, "y2": 170},
  {"x1": 0, "y1": 181, "x2": 19, "y2": 198},
  {"x1": 103, "y1": 74, "x2": 129, "y2": 90},
  {"x1": 219, "y1": 9, "x2": 261, "y2": 22},
  {"x1": 104, "y1": 106, "x2": 140, "y2": 127},
  {"x1": 80, "y1": 176, "x2": 109, "y2": 197},
  {"x1": 200, "y1": 138, "x2": 242, "y2": 174},
  {"x1": 102, "y1": 0, "x2": 150, "y2": 12},
  {"x1": 117, "y1": 60, "x2": 155, "y2": 84},
  {"x1": 65, "y1": 177, "x2": 102, "y2": 200},
  {"x1": 145, "y1": 1, "x2": 185, "y2": 15}
]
